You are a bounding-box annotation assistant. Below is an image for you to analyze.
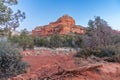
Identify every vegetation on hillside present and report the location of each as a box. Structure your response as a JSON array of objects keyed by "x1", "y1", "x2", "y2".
[{"x1": 33, "y1": 34, "x2": 83, "y2": 48}]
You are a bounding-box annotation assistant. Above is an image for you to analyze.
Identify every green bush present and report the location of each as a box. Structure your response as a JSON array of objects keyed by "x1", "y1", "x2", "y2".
[
  {"x1": 0, "y1": 41, "x2": 29, "y2": 79},
  {"x1": 111, "y1": 54, "x2": 120, "y2": 62},
  {"x1": 33, "y1": 35, "x2": 83, "y2": 48},
  {"x1": 101, "y1": 47, "x2": 115, "y2": 57},
  {"x1": 75, "y1": 45, "x2": 120, "y2": 62},
  {"x1": 9, "y1": 35, "x2": 34, "y2": 50},
  {"x1": 105, "y1": 45, "x2": 120, "y2": 62},
  {"x1": 34, "y1": 37, "x2": 49, "y2": 47},
  {"x1": 75, "y1": 47, "x2": 101, "y2": 58}
]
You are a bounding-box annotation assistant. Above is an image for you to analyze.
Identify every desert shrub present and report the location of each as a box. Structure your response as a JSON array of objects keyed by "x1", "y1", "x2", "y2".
[
  {"x1": 75, "y1": 47, "x2": 101, "y2": 58},
  {"x1": 75, "y1": 47, "x2": 115, "y2": 58},
  {"x1": 106, "y1": 54, "x2": 120, "y2": 62},
  {"x1": 75, "y1": 45, "x2": 120, "y2": 62},
  {"x1": 33, "y1": 34, "x2": 83, "y2": 48},
  {"x1": 34, "y1": 37, "x2": 49, "y2": 47},
  {"x1": 106, "y1": 44, "x2": 120, "y2": 62},
  {"x1": 9, "y1": 35, "x2": 34, "y2": 50},
  {"x1": 93, "y1": 46, "x2": 115, "y2": 58},
  {"x1": 111, "y1": 54, "x2": 120, "y2": 62},
  {"x1": 49, "y1": 34, "x2": 63, "y2": 48},
  {"x1": 0, "y1": 41, "x2": 29, "y2": 79}
]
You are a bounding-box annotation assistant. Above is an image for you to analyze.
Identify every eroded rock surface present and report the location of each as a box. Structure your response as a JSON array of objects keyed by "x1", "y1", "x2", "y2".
[{"x1": 32, "y1": 15, "x2": 86, "y2": 36}]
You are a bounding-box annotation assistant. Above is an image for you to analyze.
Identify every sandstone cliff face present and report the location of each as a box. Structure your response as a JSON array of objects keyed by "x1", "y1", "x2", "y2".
[{"x1": 32, "y1": 15, "x2": 86, "y2": 36}]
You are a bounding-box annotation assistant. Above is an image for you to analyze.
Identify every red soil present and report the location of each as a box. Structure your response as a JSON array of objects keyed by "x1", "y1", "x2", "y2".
[{"x1": 10, "y1": 49, "x2": 120, "y2": 80}]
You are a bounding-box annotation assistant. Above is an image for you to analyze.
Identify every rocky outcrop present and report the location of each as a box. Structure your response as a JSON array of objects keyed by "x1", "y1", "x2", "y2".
[{"x1": 32, "y1": 15, "x2": 86, "y2": 36}]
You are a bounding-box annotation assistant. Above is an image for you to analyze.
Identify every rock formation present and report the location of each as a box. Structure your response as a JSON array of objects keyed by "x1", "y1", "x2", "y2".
[{"x1": 32, "y1": 15, "x2": 86, "y2": 36}]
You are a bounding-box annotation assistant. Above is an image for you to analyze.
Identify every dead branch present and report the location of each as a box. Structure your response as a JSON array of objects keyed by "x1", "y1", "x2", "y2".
[{"x1": 39, "y1": 64, "x2": 103, "y2": 80}]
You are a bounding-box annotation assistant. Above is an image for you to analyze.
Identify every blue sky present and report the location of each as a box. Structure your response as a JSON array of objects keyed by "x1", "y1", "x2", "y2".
[{"x1": 12, "y1": 0, "x2": 120, "y2": 31}]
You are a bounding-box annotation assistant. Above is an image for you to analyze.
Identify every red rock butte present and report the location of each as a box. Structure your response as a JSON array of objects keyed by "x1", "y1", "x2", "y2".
[{"x1": 32, "y1": 15, "x2": 86, "y2": 36}]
